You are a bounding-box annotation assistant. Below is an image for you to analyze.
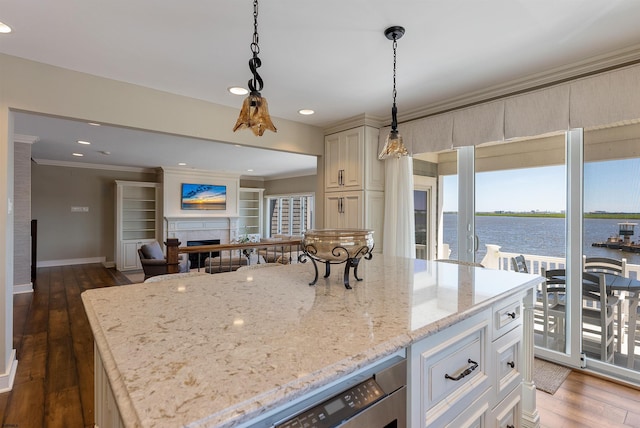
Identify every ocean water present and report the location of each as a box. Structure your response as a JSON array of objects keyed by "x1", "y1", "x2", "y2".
[{"x1": 443, "y1": 213, "x2": 640, "y2": 265}]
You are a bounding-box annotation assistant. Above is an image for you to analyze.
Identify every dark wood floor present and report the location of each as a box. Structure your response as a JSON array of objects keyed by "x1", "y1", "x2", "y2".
[
  {"x1": 0, "y1": 264, "x2": 130, "y2": 428},
  {"x1": 1, "y1": 263, "x2": 640, "y2": 427}
]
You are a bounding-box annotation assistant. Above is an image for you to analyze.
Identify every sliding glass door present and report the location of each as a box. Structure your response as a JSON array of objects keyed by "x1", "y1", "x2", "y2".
[{"x1": 582, "y1": 124, "x2": 640, "y2": 381}]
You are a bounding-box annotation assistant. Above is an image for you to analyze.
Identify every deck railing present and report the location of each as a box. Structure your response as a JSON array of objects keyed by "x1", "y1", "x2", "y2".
[{"x1": 481, "y1": 244, "x2": 640, "y2": 280}]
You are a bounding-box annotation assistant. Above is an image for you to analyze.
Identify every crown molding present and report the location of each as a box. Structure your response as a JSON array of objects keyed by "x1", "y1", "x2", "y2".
[
  {"x1": 32, "y1": 158, "x2": 158, "y2": 173},
  {"x1": 397, "y1": 43, "x2": 640, "y2": 124},
  {"x1": 160, "y1": 166, "x2": 240, "y2": 179},
  {"x1": 323, "y1": 113, "x2": 386, "y2": 136},
  {"x1": 14, "y1": 134, "x2": 40, "y2": 144}
]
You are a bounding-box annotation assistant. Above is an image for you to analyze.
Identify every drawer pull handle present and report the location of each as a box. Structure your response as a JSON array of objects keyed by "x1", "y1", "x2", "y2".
[
  {"x1": 507, "y1": 311, "x2": 516, "y2": 319},
  {"x1": 445, "y1": 359, "x2": 478, "y2": 381},
  {"x1": 507, "y1": 361, "x2": 515, "y2": 368}
]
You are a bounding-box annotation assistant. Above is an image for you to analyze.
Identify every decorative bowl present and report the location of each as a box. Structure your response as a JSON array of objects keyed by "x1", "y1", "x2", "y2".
[{"x1": 302, "y1": 229, "x2": 374, "y2": 261}]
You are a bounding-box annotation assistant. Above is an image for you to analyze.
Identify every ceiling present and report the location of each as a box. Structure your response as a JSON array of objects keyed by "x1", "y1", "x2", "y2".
[{"x1": 3, "y1": 0, "x2": 640, "y2": 178}]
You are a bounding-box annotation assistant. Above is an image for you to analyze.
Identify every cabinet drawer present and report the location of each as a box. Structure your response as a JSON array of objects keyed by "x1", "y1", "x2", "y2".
[
  {"x1": 493, "y1": 297, "x2": 522, "y2": 340},
  {"x1": 490, "y1": 384, "x2": 521, "y2": 428},
  {"x1": 412, "y1": 312, "x2": 490, "y2": 427},
  {"x1": 492, "y1": 327, "x2": 522, "y2": 406},
  {"x1": 445, "y1": 388, "x2": 490, "y2": 428}
]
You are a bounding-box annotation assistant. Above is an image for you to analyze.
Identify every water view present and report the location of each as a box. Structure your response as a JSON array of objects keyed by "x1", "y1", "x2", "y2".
[{"x1": 443, "y1": 213, "x2": 640, "y2": 265}]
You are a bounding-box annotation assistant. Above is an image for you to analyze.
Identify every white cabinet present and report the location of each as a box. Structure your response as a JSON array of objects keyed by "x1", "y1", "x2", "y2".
[
  {"x1": 409, "y1": 294, "x2": 525, "y2": 427},
  {"x1": 115, "y1": 181, "x2": 161, "y2": 271},
  {"x1": 325, "y1": 191, "x2": 363, "y2": 229},
  {"x1": 239, "y1": 187, "x2": 264, "y2": 238},
  {"x1": 325, "y1": 129, "x2": 364, "y2": 191},
  {"x1": 324, "y1": 190, "x2": 384, "y2": 250},
  {"x1": 324, "y1": 126, "x2": 384, "y2": 249},
  {"x1": 324, "y1": 126, "x2": 383, "y2": 193}
]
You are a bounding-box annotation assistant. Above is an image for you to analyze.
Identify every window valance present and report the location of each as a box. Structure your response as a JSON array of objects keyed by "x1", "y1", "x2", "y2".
[{"x1": 379, "y1": 62, "x2": 640, "y2": 154}]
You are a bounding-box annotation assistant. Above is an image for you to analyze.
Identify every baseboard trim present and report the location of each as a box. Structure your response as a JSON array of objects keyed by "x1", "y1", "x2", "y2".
[
  {"x1": 37, "y1": 256, "x2": 106, "y2": 268},
  {"x1": 0, "y1": 350, "x2": 18, "y2": 393},
  {"x1": 13, "y1": 282, "x2": 33, "y2": 294},
  {"x1": 102, "y1": 261, "x2": 116, "y2": 268}
]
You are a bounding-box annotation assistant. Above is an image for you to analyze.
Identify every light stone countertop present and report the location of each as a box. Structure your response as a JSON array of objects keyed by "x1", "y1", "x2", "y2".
[{"x1": 81, "y1": 257, "x2": 542, "y2": 428}]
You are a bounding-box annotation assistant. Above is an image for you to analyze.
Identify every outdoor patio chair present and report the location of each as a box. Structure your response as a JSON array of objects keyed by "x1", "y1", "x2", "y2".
[
  {"x1": 540, "y1": 268, "x2": 567, "y2": 348},
  {"x1": 583, "y1": 256, "x2": 627, "y2": 353},
  {"x1": 582, "y1": 271, "x2": 619, "y2": 363},
  {"x1": 511, "y1": 255, "x2": 528, "y2": 273}
]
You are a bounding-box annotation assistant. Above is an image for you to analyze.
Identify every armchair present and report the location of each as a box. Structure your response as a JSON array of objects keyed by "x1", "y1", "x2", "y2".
[{"x1": 138, "y1": 241, "x2": 189, "y2": 280}]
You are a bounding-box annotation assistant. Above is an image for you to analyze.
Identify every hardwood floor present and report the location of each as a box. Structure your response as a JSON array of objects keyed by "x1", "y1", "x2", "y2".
[
  {"x1": 0, "y1": 264, "x2": 130, "y2": 428},
  {"x1": 1, "y1": 263, "x2": 639, "y2": 427}
]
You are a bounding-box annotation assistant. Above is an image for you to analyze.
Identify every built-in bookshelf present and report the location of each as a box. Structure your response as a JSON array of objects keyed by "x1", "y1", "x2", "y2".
[
  {"x1": 238, "y1": 188, "x2": 264, "y2": 238},
  {"x1": 115, "y1": 181, "x2": 161, "y2": 271}
]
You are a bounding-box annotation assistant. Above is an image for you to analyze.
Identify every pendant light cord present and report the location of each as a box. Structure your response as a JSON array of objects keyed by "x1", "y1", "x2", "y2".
[
  {"x1": 391, "y1": 35, "x2": 398, "y2": 131},
  {"x1": 248, "y1": 0, "x2": 263, "y2": 95}
]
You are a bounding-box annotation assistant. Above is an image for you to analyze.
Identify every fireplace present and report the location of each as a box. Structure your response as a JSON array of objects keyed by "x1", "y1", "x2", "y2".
[{"x1": 186, "y1": 239, "x2": 221, "y2": 269}]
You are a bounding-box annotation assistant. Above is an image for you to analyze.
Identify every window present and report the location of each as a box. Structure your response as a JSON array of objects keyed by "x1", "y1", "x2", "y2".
[{"x1": 266, "y1": 194, "x2": 314, "y2": 236}]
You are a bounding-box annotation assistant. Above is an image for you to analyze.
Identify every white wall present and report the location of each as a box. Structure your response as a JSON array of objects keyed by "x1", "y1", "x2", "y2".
[
  {"x1": 162, "y1": 167, "x2": 240, "y2": 219},
  {"x1": 0, "y1": 53, "x2": 325, "y2": 392}
]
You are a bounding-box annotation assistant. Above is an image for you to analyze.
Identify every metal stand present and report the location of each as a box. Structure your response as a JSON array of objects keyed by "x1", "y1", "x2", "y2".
[{"x1": 300, "y1": 244, "x2": 374, "y2": 289}]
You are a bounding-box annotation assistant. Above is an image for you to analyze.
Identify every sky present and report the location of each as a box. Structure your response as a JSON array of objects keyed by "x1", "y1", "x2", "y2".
[{"x1": 443, "y1": 158, "x2": 640, "y2": 213}]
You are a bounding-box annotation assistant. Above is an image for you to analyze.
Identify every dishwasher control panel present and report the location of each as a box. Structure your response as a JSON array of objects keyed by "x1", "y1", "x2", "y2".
[{"x1": 276, "y1": 377, "x2": 384, "y2": 428}]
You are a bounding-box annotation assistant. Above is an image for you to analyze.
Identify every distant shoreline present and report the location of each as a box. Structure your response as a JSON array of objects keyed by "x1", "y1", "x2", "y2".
[{"x1": 445, "y1": 212, "x2": 640, "y2": 220}]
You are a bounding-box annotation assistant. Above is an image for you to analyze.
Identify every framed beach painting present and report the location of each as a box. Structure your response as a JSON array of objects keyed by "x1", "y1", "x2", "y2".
[{"x1": 181, "y1": 183, "x2": 227, "y2": 210}]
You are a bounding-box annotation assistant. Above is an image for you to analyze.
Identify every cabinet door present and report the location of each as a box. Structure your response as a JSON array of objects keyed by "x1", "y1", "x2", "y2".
[
  {"x1": 325, "y1": 134, "x2": 342, "y2": 190},
  {"x1": 342, "y1": 192, "x2": 363, "y2": 229},
  {"x1": 122, "y1": 241, "x2": 144, "y2": 271},
  {"x1": 324, "y1": 194, "x2": 342, "y2": 229},
  {"x1": 341, "y1": 129, "x2": 364, "y2": 190},
  {"x1": 324, "y1": 192, "x2": 363, "y2": 229}
]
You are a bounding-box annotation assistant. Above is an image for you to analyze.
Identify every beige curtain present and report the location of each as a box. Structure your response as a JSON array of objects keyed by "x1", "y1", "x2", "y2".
[{"x1": 387, "y1": 62, "x2": 640, "y2": 153}]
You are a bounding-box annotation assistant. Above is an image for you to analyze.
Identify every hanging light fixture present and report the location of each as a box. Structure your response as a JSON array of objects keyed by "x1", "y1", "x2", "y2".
[
  {"x1": 233, "y1": 0, "x2": 277, "y2": 136},
  {"x1": 378, "y1": 25, "x2": 408, "y2": 159}
]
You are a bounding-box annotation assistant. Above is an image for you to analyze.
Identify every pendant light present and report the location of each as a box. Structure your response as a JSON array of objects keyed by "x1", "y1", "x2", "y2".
[
  {"x1": 233, "y1": 0, "x2": 277, "y2": 136},
  {"x1": 378, "y1": 26, "x2": 408, "y2": 159}
]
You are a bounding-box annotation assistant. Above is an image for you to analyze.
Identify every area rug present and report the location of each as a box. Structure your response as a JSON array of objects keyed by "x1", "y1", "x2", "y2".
[{"x1": 533, "y1": 358, "x2": 571, "y2": 395}]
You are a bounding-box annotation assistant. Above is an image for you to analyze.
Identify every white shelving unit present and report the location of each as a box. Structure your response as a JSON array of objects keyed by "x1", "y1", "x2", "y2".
[
  {"x1": 238, "y1": 187, "x2": 264, "y2": 239},
  {"x1": 115, "y1": 181, "x2": 161, "y2": 271}
]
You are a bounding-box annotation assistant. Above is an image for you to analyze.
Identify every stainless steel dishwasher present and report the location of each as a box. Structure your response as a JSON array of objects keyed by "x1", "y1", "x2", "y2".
[{"x1": 273, "y1": 356, "x2": 406, "y2": 428}]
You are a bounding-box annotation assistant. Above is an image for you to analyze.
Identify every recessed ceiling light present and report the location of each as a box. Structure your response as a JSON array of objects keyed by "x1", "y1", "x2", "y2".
[
  {"x1": 0, "y1": 22, "x2": 12, "y2": 34},
  {"x1": 178, "y1": 162, "x2": 187, "y2": 166},
  {"x1": 234, "y1": 144, "x2": 242, "y2": 148},
  {"x1": 298, "y1": 109, "x2": 315, "y2": 115},
  {"x1": 228, "y1": 86, "x2": 249, "y2": 96},
  {"x1": 72, "y1": 153, "x2": 84, "y2": 157},
  {"x1": 87, "y1": 122, "x2": 101, "y2": 126},
  {"x1": 247, "y1": 169, "x2": 254, "y2": 172},
  {"x1": 77, "y1": 140, "x2": 91, "y2": 145}
]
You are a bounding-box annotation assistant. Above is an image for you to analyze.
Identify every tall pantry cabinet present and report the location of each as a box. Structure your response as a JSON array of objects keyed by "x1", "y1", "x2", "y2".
[
  {"x1": 324, "y1": 126, "x2": 385, "y2": 250},
  {"x1": 115, "y1": 181, "x2": 161, "y2": 271}
]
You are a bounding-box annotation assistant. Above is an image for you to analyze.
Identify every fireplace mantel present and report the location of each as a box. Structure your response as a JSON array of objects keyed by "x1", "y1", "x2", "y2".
[{"x1": 164, "y1": 216, "x2": 239, "y2": 245}]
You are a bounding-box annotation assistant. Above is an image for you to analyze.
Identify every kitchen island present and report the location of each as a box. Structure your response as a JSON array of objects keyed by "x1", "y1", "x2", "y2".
[{"x1": 82, "y1": 257, "x2": 542, "y2": 428}]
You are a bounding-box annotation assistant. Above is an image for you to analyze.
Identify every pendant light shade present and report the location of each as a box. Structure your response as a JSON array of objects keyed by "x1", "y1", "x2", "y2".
[
  {"x1": 233, "y1": 0, "x2": 277, "y2": 136},
  {"x1": 379, "y1": 26, "x2": 408, "y2": 159}
]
